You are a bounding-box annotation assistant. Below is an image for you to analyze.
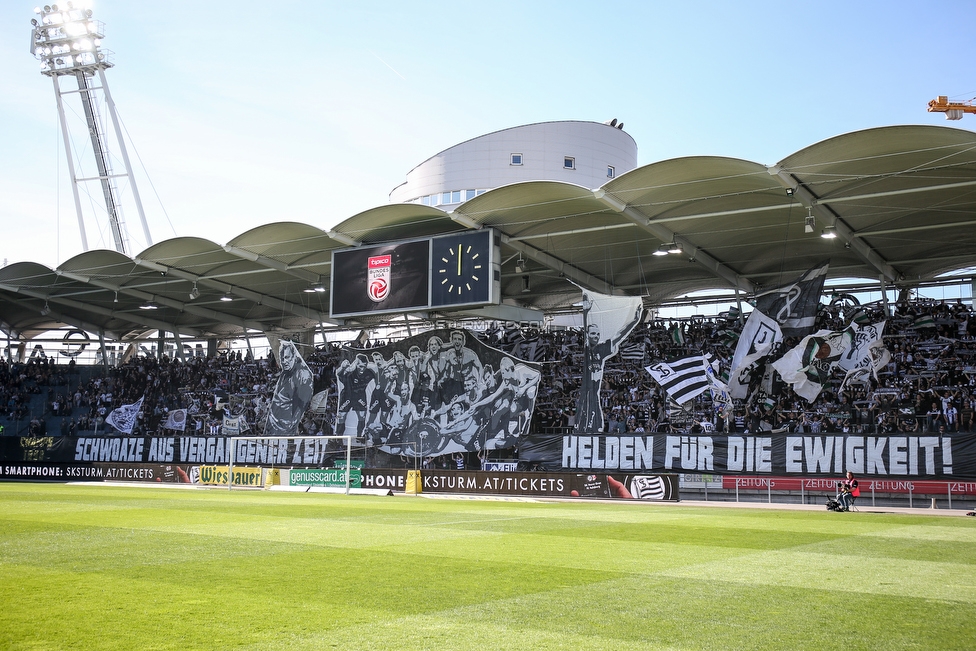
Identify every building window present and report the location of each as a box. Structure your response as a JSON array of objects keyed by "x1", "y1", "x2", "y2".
[
  {"x1": 607, "y1": 165, "x2": 615, "y2": 179},
  {"x1": 465, "y1": 189, "x2": 475, "y2": 201},
  {"x1": 442, "y1": 192, "x2": 451, "y2": 204},
  {"x1": 451, "y1": 190, "x2": 461, "y2": 203},
  {"x1": 511, "y1": 153, "x2": 523, "y2": 165},
  {"x1": 564, "y1": 156, "x2": 575, "y2": 170}
]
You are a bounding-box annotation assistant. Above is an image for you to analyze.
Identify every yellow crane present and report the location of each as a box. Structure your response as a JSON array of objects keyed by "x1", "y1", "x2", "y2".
[{"x1": 927, "y1": 95, "x2": 976, "y2": 120}]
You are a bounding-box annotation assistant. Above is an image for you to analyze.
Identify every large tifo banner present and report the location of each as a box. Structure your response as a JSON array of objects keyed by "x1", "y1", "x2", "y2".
[
  {"x1": 335, "y1": 328, "x2": 541, "y2": 457},
  {"x1": 517, "y1": 433, "x2": 976, "y2": 480}
]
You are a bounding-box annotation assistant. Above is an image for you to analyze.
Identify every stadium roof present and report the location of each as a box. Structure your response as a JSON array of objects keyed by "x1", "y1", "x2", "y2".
[{"x1": 1, "y1": 124, "x2": 975, "y2": 343}]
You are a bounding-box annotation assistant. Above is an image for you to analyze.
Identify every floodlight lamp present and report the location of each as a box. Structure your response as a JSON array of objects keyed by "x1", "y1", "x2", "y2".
[
  {"x1": 514, "y1": 256, "x2": 525, "y2": 274},
  {"x1": 821, "y1": 227, "x2": 837, "y2": 239},
  {"x1": 188, "y1": 284, "x2": 200, "y2": 300},
  {"x1": 667, "y1": 242, "x2": 682, "y2": 254},
  {"x1": 653, "y1": 245, "x2": 670, "y2": 256},
  {"x1": 139, "y1": 300, "x2": 158, "y2": 310},
  {"x1": 220, "y1": 292, "x2": 234, "y2": 302},
  {"x1": 40, "y1": 301, "x2": 50, "y2": 316},
  {"x1": 304, "y1": 276, "x2": 327, "y2": 293},
  {"x1": 804, "y1": 209, "x2": 815, "y2": 234},
  {"x1": 785, "y1": 187, "x2": 794, "y2": 196}
]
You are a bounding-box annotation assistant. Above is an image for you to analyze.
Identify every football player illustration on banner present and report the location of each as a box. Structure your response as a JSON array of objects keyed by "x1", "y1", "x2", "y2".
[{"x1": 336, "y1": 329, "x2": 541, "y2": 457}]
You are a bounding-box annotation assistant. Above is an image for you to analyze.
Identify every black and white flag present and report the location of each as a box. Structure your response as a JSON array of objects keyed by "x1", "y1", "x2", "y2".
[
  {"x1": 837, "y1": 321, "x2": 891, "y2": 391},
  {"x1": 162, "y1": 408, "x2": 187, "y2": 431},
  {"x1": 728, "y1": 308, "x2": 782, "y2": 399},
  {"x1": 646, "y1": 354, "x2": 719, "y2": 406},
  {"x1": 105, "y1": 396, "x2": 144, "y2": 434},
  {"x1": 753, "y1": 261, "x2": 828, "y2": 338}
]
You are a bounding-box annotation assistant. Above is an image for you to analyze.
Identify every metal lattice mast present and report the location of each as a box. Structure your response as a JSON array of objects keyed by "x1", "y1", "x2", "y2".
[{"x1": 30, "y1": 2, "x2": 152, "y2": 254}]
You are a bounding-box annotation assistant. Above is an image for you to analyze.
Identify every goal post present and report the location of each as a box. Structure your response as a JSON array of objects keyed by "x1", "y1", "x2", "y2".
[{"x1": 228, "y1": 435, "x2": 355, "y2": 493}]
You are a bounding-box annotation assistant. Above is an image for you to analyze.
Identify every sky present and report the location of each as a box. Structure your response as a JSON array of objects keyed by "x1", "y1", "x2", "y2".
[{"x1": 1, "y1": 0, "x2": 974, "y2": 270}]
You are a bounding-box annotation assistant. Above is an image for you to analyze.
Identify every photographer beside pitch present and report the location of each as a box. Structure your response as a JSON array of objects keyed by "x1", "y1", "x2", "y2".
[{"x1": 836, "y1": 471, "x2": 860, "y2": 511}]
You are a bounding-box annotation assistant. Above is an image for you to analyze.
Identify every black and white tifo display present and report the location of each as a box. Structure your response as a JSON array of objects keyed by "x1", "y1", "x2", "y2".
[{"x1": 334, "y1": 329, "x2": 542, "y2": 457}]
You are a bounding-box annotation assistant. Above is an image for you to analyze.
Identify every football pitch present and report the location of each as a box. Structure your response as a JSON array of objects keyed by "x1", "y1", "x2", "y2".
[{"x1": 1, "y1": 483, "x2": 973, "y2": 651}]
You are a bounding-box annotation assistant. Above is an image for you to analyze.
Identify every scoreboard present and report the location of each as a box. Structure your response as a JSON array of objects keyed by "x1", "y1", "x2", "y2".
[{"x1": 330, "y1": 229, "x2": 500, "y2": 319}]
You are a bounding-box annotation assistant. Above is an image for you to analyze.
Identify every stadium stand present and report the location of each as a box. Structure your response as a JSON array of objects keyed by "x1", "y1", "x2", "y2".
[{"x1": 2, "y1": 297, "x2": 972, "y2": 470}]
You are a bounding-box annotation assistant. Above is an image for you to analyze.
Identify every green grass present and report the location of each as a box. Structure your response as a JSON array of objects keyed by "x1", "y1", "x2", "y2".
[{"x1": 1, "y1": 484, "x2": 974, "y2": 650}]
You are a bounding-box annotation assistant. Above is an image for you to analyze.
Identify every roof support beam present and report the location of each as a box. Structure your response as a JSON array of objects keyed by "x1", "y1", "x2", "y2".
[
  {"x1": 54, "y1": 269, "x2": 267, "y2": 333},
  {"x1": 499, "y1": 234, "x2": 615, "y2": 295},
  {"x1": 328, "y1": 230, "x2": 361, "y2": 247},
  {"x1": 221, "y1": 245, "x2": 323, "y2": 284},
  {"x1": 447, "y1": 211, "x2": 481, "y2": 230},
  {"x1": 767, "y1": 166, "x2": 900, "y2": 283},
  {"x1": 812, "y1": 178, "x2": 976, "y2": 206},
  {"x1": 850, "y1": 218, "x2": 976, "y2": 238},
  {"x1": 593, "y1": 189, "x2": 755, "y2": 294},
  {"x1": 132, "y1": 258, "x2": 335, "y2": 325},
  {"x1": 0, "y1": 281, "x2": 177, "y2": 338}
]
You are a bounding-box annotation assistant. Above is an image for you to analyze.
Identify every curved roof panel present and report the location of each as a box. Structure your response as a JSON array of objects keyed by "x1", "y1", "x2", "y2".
[{"x1": 0, "y1": 124, "x2": 973, "y2": 343}]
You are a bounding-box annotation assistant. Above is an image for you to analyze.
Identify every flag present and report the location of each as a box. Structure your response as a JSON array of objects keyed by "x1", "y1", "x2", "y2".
[
  {"x1": 754, "y1": 261, "x2": 829, "y2": 338},
  {"x1": 704, "y1": 358, "x2": 734, "y2": 419},
  {"x1": 669, "y1": 323, "x2": 685, "y2": 346},
  {"x1": 105, "y1": 396, "x2": 144, "y2": 434},
  {"x1": 162, "y1": 408, "x2": 187, "y2": 431},
  {"x1": 222, "y1": 414, "x2": 248, "y2": 435},
  {"x1": 620, "y1": 341, "x2": 645, "y2": 362},
  {"x1": 849, "y1": 307, "x2": 872, "y2": 326},
  {"x1": 912, "y1": 314, "x2": 935, "y2": 329},
  {"x1": 772, "y1": 328, "x2": 855, "y2": 402},
  {"x1": 838, "y1": 321, "x2": 891, "y2": 391},
  {"x1": 646, "y1": 354, "x2": 718, "y2": 406},
  {"x1": 728, "y1": 308, "x2": 783, "y2": 399}
]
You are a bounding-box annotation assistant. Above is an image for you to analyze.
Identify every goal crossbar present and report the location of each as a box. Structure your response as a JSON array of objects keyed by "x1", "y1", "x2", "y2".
[{"x1": 228, "y1": 435, "x2": 354, "y2": 493}]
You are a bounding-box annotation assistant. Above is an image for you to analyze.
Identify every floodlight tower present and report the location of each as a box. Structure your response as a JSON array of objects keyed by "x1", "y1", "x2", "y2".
[{"x1": 30, "y1": 2, "x2": 152, "y2": 254}]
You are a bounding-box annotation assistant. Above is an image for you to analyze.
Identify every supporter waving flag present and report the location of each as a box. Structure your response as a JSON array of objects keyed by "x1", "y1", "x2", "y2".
[
  {"x1": 838, "y1": 321, "x2": 891, "y2": 391},
  {"x1": 728, "y1": 308, "x2": 782, "y2": 399},
  {"x1": 646, "y1": 353, "x2": 720, "y2": 406},
  {"x1": 162, "y1": 408, "x2": 187, "y2": 431},
  {"x1": 772, "y1": 327, "x2": 855, "y2": 402},
  {"x1": 728, "y1": 261, "x2": 828, "y2": 398},
  {"x1": 753, "y1": 261, "x2": 829, "y2": 338},
  {"x1": 105, "y1": 396, "x2": 144, "y2": 434}
]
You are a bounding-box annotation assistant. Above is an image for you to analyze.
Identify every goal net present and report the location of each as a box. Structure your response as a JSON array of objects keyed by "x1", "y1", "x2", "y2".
[{"x1": 227, "y1": 435, "x2": 356, "y2": 493}]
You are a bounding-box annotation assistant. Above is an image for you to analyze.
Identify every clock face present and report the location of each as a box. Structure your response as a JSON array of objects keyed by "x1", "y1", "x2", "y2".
[{"x1": 430, "y1": 230, "x2": 493, "y2": 307}]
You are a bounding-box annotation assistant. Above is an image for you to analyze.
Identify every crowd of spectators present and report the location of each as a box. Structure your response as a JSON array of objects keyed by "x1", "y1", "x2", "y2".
[
  {"x1": 0, "y1": 297, "x2": 974, "y2": 445},
  {"x1": 484, "y1": 296, "x2": 976, "y2": 436}
]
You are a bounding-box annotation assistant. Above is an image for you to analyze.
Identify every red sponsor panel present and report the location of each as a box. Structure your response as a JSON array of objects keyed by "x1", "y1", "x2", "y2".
[
  {"x1": 721, "y1": 476, "x2": 976, "y2": 495},
  {"x1": 723, "y1": 476, "x2": 805, "y2": 490}
]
